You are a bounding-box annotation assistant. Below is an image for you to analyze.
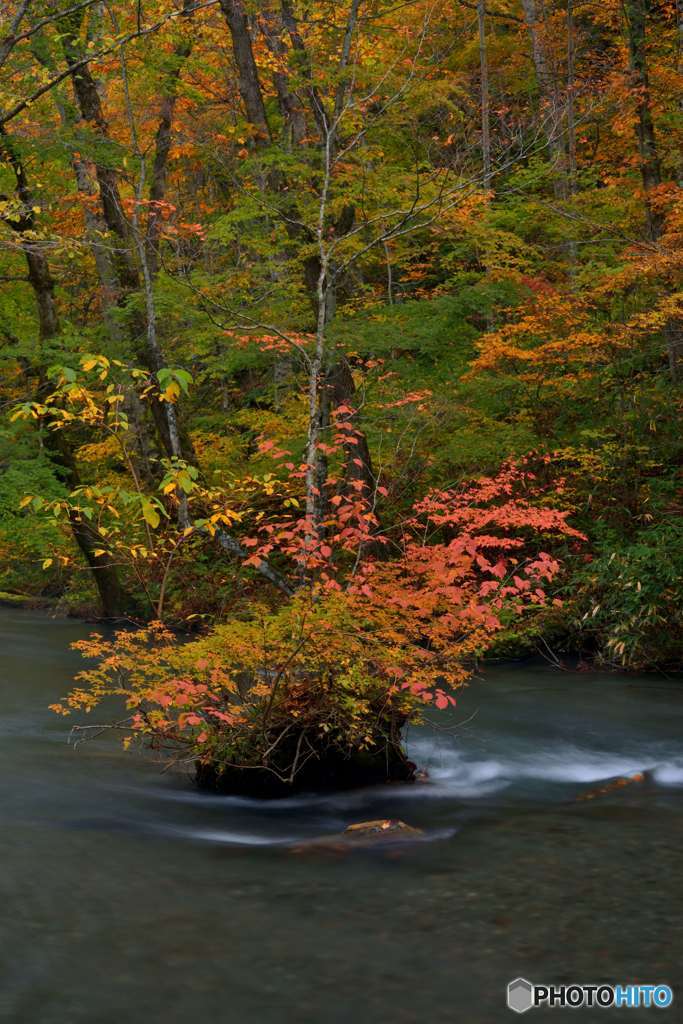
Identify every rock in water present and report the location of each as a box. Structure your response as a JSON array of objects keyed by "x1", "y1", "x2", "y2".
[
  {"x1": 576, "y1": 772, "x2": 646, "y2": 802},
  {"x1": 290, "y1": 819, "x2": 423, "y2": 854}
]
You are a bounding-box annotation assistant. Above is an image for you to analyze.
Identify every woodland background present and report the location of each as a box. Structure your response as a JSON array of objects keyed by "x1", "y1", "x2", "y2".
[{"x1": 0, "y1": 0, "x2": 681, "y2": 682}]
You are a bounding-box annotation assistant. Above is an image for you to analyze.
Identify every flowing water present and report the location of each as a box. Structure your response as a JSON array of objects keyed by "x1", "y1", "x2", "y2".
[{"x1": 1, "y1": 609, "x2": 682, "y2": 1023}]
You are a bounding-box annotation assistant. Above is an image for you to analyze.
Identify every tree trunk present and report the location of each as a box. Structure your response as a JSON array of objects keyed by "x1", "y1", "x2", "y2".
[
  {"x1": 0, "y1": 128, "x2": 130, "y2": 617},
  {"x1": 29, "y1": 38, "x2": 125, "y2": 341},
  {"x1": 622, "y1": 0, "x2": 664, "y2": 241},
  {"x1": 566, "y1": 0, "x2": 577, "y2": 193},
  {"x1": 259, "y1": 6, "x2": 307, "y2": 146},
  {"x1": 220, "y1": 0, "x2": 271, "y2": 141},
  {"x1": 47, "y1": 432, "x2": 132, "y2": 619},
  {"x1": 58, "y1": 9, "x2": 139, "y2": 289},
  {"x1": 521, "y1": 0, "x2": 568, "y2": 198},
  {"x1": 59, "y1": 8, "x2": 201, "y2": 453},
  {"x1": 24, "y1": 247, "x2": 60, "y2": 339},
  {"x1": 327, "y1": 359, "x2": 377, "y2": 500},
  {"x1": 220, "y1": 1, "x2": 377, "y2": 549},
  {"x1": 478, "y1": 0, "x2": 492, "y2": 187},
  {"x1": 281, "y1": 0, "x2": 328, "y2": 136},
  {"x1": 146, "y1": 20, "x2": 193, "y2": 276},
  {"x1": 622, "y1": 0, "x2": 681, "y2": 379}
]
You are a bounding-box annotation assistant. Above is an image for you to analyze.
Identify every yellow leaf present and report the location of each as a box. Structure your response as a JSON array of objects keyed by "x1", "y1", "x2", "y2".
[
  {"x1": 42, "y1": 558, "x2": 53, "y2": 569},
  {"x1": 162, "y1": 381, "x2": 181, "y2": 402},
  {"x1": 141, "y1": 500, "x2": 161, "y2": 529}
]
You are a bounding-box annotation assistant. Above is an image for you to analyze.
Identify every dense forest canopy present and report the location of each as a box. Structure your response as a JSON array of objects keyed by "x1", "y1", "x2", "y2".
[{"x1": 0, "y1": 0, "x2": 680, "y2": 789}]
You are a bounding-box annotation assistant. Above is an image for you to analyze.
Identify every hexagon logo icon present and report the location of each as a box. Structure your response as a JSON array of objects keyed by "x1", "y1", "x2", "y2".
[{"x1": 507, "y1": 978, "x2": 534, "y2": 1014}]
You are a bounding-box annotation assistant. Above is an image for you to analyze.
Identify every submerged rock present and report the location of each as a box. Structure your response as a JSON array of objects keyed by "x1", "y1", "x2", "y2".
[{"x1": 290, "y1": 819, "x2": 424, "y2": 854}]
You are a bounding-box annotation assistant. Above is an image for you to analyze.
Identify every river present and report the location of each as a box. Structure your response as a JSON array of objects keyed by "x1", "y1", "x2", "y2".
[{"x1": 1, "y1": 608, "x2": 682, "y2": 1022}]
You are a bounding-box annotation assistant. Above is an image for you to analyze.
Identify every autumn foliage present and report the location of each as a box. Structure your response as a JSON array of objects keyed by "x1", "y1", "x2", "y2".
[{"x1": 51, "y1": 450, "x2": 582, "y2": 790}]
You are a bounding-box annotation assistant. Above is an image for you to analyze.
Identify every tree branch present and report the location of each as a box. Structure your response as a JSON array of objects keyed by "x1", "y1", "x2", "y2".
[{"x1": 0, "y1": 0, "x2": 219, "y2": 129}]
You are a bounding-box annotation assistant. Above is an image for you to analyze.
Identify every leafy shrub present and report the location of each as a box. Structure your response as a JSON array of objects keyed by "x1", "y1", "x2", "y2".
[
  {"x1": 51, "y1": 460, "x2": 581, "y2": 793},
  {"x1": 573, "y1": 522, "x2": 683, "y2": 670}
]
